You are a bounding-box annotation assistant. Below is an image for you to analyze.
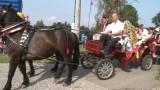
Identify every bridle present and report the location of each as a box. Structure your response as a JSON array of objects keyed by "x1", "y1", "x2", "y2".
[{"x1": 0, "y1": 8, "x2": 28, "y2": 37}]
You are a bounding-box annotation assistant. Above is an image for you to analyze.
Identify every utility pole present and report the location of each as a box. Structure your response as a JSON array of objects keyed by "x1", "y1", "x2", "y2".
[{"x1": 72, "y1": 0, "x2": 81, "y2": 39}]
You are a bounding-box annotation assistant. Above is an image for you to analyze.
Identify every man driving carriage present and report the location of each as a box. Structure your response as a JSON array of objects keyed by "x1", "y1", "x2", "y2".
[{"x1": 103, "y1": 12, "x2": 124, "y2": 55}]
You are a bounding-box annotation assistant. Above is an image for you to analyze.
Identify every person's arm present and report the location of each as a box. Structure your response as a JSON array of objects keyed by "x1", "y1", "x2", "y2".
[
  {"x1": 111, "y1": 30, "x2": 123, "y2": 36},
  {"x1": 101, "y1": 24, "x2": 111, "y2": 34},
  {"x1": 108, "y1": 30, "x2": 123, "y2": 36}
]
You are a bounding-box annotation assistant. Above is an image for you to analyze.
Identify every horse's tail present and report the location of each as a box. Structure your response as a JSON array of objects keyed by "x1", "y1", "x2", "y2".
[{"x1": 72, "y1": 33, "x2": 80, "y2": 71}]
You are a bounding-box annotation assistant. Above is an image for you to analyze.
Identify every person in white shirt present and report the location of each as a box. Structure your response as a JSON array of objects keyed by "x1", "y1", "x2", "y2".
[
  {"x1": 137, "y1": 29, "x2": 149, "y2": 45},
  {"x1": 142, "y1": 28, "x2": 149, "y2": 36},
  {"x1": 105, "y1": 12, "x2": 124, "y2": 55},
  {"x1": 135, "y1": 25, "x2": 149, "y2": 37}
]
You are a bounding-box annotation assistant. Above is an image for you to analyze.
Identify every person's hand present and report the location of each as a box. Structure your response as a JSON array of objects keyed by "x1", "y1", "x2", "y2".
[
  {"x1": 108, "y1": 32, "x2": 113, "y2": 36},
  {"x1": 142, "y1": 40, "x2": 146, "y2": 44}
]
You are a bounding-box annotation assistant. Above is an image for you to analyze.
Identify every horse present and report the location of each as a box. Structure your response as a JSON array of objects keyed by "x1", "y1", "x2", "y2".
[{"x1": 0, "y1": 4, "x2": 80, "y2": 90}]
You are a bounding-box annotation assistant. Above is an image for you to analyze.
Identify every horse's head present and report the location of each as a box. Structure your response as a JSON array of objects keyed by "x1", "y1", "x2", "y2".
[{"x1": 0, "y1": 4, "x2": 24, "y2": 27}]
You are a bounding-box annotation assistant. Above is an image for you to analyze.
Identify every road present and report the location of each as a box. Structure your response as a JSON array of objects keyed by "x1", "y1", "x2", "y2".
[{"x1": 0, "y1": 62, "x2": 160, "y2": 90}]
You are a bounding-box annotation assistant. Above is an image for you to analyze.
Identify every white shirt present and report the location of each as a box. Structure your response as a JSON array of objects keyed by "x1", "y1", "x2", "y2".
[
  {"x1": 142, "y1": 28, "x2": 149, "y2": 36},
  {"x1": 137, "y1": 34, "x2": 149, "y2": 45},
  {"x1": 108, "y1": 20, "x2": 124, "y2": 38},
  {"x1": 101, "y1": 24, "x2": 111, "y2": 34},
  {"x1": 155, "y1": 27, "x2": 160, "y2": 32}
]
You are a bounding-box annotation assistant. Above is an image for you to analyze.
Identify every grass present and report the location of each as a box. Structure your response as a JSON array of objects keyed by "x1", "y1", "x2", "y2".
[{"x1": 0, "y1": 54, "x2": 10, "y2": 63}]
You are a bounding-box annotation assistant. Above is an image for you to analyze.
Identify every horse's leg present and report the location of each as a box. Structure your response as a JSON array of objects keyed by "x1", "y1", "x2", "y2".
[
  {"x1": 3, "y1": 58, "x2": 19, "y2": 90},
  {"x1": 50, "y1": 62, "x2": 59, "y2": 73},
  {"x1": 50, "y1": 52, "x2": 63, "y2": 72},
  {"x1": 54, "y1": 62, "x2": 66, "y2": 82},
  {"x1": 27, "y1": 60, "x2": 35, "y2": 77},
  {"x1": 18, "y1": 60, "x2": 29, "y2": 88},
  {"x1": 63, "y1": 63, "x2": 74, "y2": 86}
]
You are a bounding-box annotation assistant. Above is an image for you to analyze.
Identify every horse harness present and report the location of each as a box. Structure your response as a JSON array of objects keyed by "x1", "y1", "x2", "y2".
[
  {"x1": 0, "y1": 22, "x2": 80, "y2": 66},
  {"x1": 0, "y1": 21, "x2": 35, "y2": 60}
]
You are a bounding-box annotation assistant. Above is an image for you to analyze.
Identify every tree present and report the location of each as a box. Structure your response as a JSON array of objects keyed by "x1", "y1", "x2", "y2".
[
  {"x1": 95, "y1": 0, "x2": 127, "y2": 21},
  {"x1": 51, "y1": 21, "x2": 71, "y2": 31},
  {"x1": 152, "y1": 12, "x2": 160, "y2": 27},
  {"x1": 34, "y1": 20, "x2": 45, "y2": 27},
  {"x1": 80, "y1": 25, "x2": 89, "y2": 30},
  {"x1": 120, "y1": 5, "x2": 138, "y2": 25}
]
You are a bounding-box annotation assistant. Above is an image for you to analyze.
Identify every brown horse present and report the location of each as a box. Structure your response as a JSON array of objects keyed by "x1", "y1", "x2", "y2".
[{"x1": 0, "y1": 5, "x2": 79, "y2": 90}]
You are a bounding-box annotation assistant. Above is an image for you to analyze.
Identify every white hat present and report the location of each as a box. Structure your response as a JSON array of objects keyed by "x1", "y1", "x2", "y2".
[{"x1": 155, "y1": 27, "x2": 160, "y2": 32}]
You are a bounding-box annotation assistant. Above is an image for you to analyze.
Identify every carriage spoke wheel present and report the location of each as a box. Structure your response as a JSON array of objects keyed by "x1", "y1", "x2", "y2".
[
  {"x1": 95, "y1": 59, "x2": 114, "y2": 80},
  {"x1": 141, "y1": 55, "x2": 153, "y2": 71}
]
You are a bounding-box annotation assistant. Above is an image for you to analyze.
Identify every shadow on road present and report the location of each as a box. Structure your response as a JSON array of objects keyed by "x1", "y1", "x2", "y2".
[{"x1": 13, "y1": 63, "x2": 92, "y2": 89}]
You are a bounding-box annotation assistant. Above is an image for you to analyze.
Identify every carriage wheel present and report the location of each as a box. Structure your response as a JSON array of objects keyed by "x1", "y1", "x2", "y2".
[
  {"x1": 95, "y1": 59, "x2": 114, "y2": 80},
  {"x1": 80, "y1": 56, "x2": 94, "y2": 69},
  {"x1": 141, "y1": 55, "x2": 153, "y2": 71}
]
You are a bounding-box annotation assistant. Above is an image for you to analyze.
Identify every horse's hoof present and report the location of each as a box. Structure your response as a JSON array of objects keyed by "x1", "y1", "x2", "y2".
[
  {"x1": 63, "y1": 80, "x2": 71, "y2": 86},
  {"x1": 20, "y1": 85, "x2": 27, "y2": 89},
  {"x1": 50, "y1": 70, "x2": 56, "y2": 73},
  {"x1": 27, "y1": 74, "x2": 34, "y2": 78},
  {"x1": 2, "y1": 87, "x2": 11, "y2": 90},
  {"x1": 50, "y1": 68, "x2": 57, "y2": 73},
  {"x1": 3, "y1": 85, "x2": 11, "y2": 90},
  {"x1": 54, "y1": 78, "x2": 60, "y2": 83},
  {"x1": 27, "y1": 72, "x2": 35, "y2": 78}
]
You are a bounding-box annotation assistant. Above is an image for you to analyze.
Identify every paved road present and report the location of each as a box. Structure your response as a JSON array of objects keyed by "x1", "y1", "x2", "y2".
[{"x1": 0, "y1": 62, "x2": 160, "y2": 90}]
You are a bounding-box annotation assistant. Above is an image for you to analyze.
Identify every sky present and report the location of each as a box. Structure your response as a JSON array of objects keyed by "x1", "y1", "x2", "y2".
[{"x1": 22, "y1": 0, "x2": 160, "y2": 27}]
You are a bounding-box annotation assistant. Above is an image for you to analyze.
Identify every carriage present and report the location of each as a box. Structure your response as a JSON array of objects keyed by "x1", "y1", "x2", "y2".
[{"x1": 80, "y1": 35, "x2": 156, "y2": 80}]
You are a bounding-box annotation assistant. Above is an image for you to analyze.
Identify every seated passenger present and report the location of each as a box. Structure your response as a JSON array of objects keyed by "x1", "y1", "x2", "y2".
[
  {"x1": 93, "y1": 13, "x2": 109, "y2": 41},
  {"x1": 137, "y1": 29, "x2": 149, "y2": 45},
  {"x1": 93, "y1": 13, "x2": 109, "y2": 50},
  {"x1": 105, "y1": 12, "x2": 124, "y2": 55},
  {"x1": 135, "y1": 25, "x2": 149, "y2": 37},
  {"x1": 140, "y1": 27, "x2": 155, "y2": 45}
]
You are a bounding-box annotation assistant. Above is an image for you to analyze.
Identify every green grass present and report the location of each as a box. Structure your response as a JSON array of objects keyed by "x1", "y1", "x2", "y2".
[{"x1": 0, "y1": 54, "x2": 10, "y2": 63}]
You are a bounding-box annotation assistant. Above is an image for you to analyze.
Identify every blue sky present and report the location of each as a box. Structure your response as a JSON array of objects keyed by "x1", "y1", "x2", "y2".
[{"x1": 23, "y1": 0, "x2": 160, "y2": 27}]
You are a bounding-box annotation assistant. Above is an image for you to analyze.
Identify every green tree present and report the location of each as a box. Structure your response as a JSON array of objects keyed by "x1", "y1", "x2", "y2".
[
  {"x1": 152, "y1": 12, "x2": 160, "y2": 27},
  {"x1": 120, "y1": 5, "x2": 138, "y2": 25},
  {"x1": 34, "y1": 20, "x2": 45, "y2": 27},
  {"x1": 51, "y1": 21, "x2": 71, "y2": 30},
  {"x1": 95, "y1": 0, "x2": 127, "y2": 20},
  {"x1": 80, "y1": 25, "x2": 89, "y2": 30}
]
